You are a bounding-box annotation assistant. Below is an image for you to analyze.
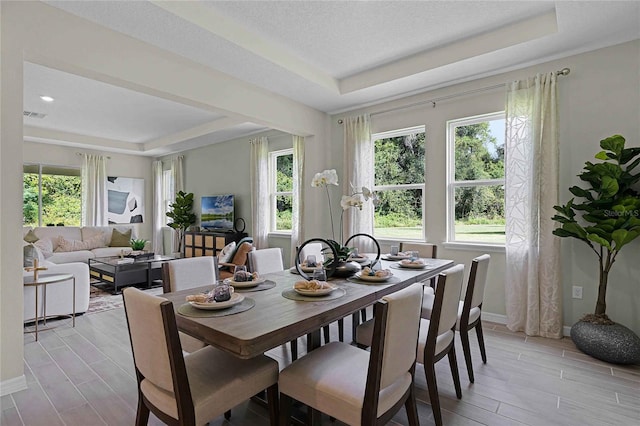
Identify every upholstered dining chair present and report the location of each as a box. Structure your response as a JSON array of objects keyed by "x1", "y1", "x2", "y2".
[
  {"x1": 161, "y1": 256, "x2": 218, "y2": 353},
  {"x1": 279, "y1": 283, "x2": 423, "y2": 426},
  {"x1": 400, "y1": 241, "x2": 438, "y2": 288},
  {"x1": 122, "y1": 287, "x2": 279, "y2": 426},
  {"x1": 248, "y1": 247, "x2": 284, "y2": 275},
  {"x1": 457, "y1": 254, "x2": 490, "y2": 383}
]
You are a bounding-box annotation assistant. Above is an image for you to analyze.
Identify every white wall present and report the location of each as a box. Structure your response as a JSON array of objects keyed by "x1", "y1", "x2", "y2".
[
  {"x1": 23, "y1": 142, "x2": 154, "y2": 239},
  {"x1": 330, "y1": 40, "x2": 640, "y2": 334}
]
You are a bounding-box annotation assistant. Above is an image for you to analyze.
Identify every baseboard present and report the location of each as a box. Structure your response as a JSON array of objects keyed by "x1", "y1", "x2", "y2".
[
  {"x1": 0, "y1": 375, "x2": 27, "y2": 396},
  {"x1": 483, "y1": 311, "x2": 572, "y2": 337}
]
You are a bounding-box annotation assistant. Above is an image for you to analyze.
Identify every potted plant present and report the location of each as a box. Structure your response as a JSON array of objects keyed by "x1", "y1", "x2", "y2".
[
  {"x1": 166, "y1": 191, "x2": 196, "y2": 255},
  {"x1": 552, "y1": 134, "x2": 640, "y2": 364}
]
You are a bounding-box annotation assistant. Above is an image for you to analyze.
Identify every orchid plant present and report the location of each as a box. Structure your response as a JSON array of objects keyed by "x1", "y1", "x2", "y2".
[{"x1": 312, "y1": 169, "x2": 378, "y2": 262}]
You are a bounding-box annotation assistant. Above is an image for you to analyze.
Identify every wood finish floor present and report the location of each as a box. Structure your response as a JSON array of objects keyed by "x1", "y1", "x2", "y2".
[{"x1": 2, "y1": 307, "x2": 639, "y2": 426}]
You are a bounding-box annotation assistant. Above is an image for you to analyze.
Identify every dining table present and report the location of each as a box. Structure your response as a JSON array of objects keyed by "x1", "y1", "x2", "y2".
[{"x1": 162, "y1": 257, "x2": 455, "y2": 359}]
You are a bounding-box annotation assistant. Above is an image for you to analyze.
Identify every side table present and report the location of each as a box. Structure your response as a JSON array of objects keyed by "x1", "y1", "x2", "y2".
[{"x1": 23, "y1": 273, "x2": 76, "y2": 341}]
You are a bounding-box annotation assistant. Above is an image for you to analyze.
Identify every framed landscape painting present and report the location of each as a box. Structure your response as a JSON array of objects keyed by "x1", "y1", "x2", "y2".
[{"x1": 107, "y1": 176, "x2": 145, "y2": 223}]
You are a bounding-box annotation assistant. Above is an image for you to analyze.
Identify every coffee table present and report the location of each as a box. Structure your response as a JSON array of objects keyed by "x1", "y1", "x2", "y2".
[{"x1": 89, "y1": 255, "x2": 176, "y2": 294}]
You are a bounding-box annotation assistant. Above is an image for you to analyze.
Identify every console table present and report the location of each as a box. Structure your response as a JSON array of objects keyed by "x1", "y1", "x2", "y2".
[
  {"x1": 184, "y1": 230, "x2": 247, "y2": 258},
  {"x1": 23, "y1": 273, "x2": 76, "y2": 341}
]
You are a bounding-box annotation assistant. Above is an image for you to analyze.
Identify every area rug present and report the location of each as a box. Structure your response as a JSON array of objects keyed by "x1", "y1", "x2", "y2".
[{"x1": 87, "y1": 283, "x2": 162, "y2": 315}]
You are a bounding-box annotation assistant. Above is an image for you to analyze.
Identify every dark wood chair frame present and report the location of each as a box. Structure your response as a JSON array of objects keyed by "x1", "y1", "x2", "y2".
[
  {"x1": 458, "y1": 257, "x2": 488, "y2": 383},
  {"x1": 280, "y1": 299, "x2": 420, "y2": 426},
  {"x1": 421, "y1": 272, "x2": 463, "y2": 426},
  {"x1": 123, "y1": 296, "x2": 279, "y2": 426}
]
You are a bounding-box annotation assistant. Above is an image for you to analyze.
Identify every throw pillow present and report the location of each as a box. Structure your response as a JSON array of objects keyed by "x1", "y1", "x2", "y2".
[
  {"x1": 217, "y1": 241, "x2": 236, "y2": 264},
  {"x1": 55, "y1": 234, "x2": 105, "y2": 252},
  {"x1": 33, "y1": 238, "x2": 54, "y2": 258},
  {"x1": 230, "y1": 242, "x2": 253, "y2": 268},
  {"x1": 23, "y1": 244, "x2": 39, "y2": 267},
  {"x1": 109, "y1": 228, "x2": 132, "y2": 247},
  {"x1": 23, "y1": 229, "x2": 39, "y2": 243}
]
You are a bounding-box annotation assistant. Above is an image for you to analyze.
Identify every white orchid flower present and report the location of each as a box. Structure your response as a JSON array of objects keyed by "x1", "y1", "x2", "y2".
[
  {"x1": 341, "y1": 194, "x2": 364, "y2": 210},
  {"x1": 311, "y1": 169, "x2": 339, "y2": 187},
  {"x1": 361, "y1": 186, "x2": 373, "y2": 201}
]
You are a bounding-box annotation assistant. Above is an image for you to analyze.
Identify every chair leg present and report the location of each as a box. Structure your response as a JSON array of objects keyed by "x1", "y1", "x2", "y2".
[
  {"x1": 224, "y1": 410, "x2": 231, "y2": 420},
  {"x1": 360, "y1": 308, "x2": 367, "y2": 322},
  {"x1": 323, "y1": 325, "x2": 330, "y2": 344},
  {"x1": 290, "y1": 339, "x2": 298, "y2": 361},
  {"x1": 447, "y1": 347, "x2": 463, "y2": 399},
  {"x1": 135, "y1": 398, "x2": 149, "y2": 426},
  {"x1": 279, "y1": 393, "x2": 294, "y2": 426},
  {"x1": 459, "y1": 327, "x2": 475, "y2": 383},
  {"x1": 267, "y1": 383, "x2": 279, "y2": 426},
  {"x1": 351, "y1": 312, "x2": 360, "y2": 343},
  {"x1": 424, "y1": 362, "x2": 443, "y2": 426},
  {"x1": 475, "y1": 322, "x2": 487, "y2": 364},
  {"x1": 338, "y1": 318, "x2": 344, "y2": 342},
  {"x1": 404, "y1": 384, "x2": 420, "y2": 426}
]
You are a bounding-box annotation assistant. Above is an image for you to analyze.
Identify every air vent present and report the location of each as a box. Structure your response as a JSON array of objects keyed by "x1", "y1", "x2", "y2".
[{"x1": 23, "y1": 110, "x2": 47, "y2": 119}]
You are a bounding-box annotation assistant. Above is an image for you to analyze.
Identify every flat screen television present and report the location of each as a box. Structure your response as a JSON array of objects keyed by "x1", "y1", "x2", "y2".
[{"x1": 201, "y1": 194, "x2": 234, "y2": 231}]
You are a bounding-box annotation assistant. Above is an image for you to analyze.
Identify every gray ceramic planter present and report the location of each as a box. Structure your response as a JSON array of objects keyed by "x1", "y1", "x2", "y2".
[{"x1": 570, "y1": 321, "x2": 640, "y2": 365}]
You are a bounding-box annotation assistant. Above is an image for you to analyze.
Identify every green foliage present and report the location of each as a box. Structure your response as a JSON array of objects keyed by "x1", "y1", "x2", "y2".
[
  {"x1": 552, "y1": 135, "x2": 640, "y2": 316},
  {"x1": 23, "y1": 172, "x2": 81, "y2": 226},
  {"x1": 166, "y1": 191, "x2": 196, "y2": 232},
  {"x1": 130, "y1": 239, "x2": 147, "y2": 250}
]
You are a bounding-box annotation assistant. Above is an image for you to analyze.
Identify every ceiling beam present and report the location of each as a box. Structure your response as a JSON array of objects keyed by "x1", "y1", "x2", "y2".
[
  {"x1": 24, "y1": 126, "x2": 145, "y2": 153},
  {"x1": 143, "y1": 117, "x2": 245, "y2": 151}
]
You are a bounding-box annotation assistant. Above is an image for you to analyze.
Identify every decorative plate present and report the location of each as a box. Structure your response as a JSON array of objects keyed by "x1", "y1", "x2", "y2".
[
  {"x1": 397, "y1": 261, "x2": 427, "y2": 269},
  {"x1": 189, "y1": 293, "x2": 245, "y2": 310},
  {"x1": 293, "y1": 284, "x2": 336, "y2": 296},
  {"x1": 383, "y1": 254, "x2": 411, "y2": 261},
  {"x1": 355, "y1": 272, "x2": 393, "y2": 282},
  {"x1": 227, "y1": 277, "x2": 266, "y2": 288}
]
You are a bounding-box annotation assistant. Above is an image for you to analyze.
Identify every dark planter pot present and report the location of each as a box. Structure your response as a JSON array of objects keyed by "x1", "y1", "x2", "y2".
[
  {"x1": 331, "y1": 260, "x2": 361, "y2": 278},
  {"x1": 570, "y1": 321, "x2": 640, "y2": 365}
]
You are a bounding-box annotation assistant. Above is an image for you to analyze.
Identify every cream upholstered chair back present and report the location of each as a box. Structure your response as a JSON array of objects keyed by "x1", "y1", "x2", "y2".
[
  {"x1": 435, "y1": 264, "x2": 465, "y2": 335},
  {"x1": 375, "y1": 283, "x2": 423, "y2": 389},
  {"x1": 399, "y1": 241, "x2": 437, "y2": 258},
  {"x1": 297, "y1": 242, "x2": 324, "y2": 262},
  {"x1": 162, "y1": 256, "x2": 218, "y2": 293},
  {"x1": 467, "y1": 254, "x2": 491, "y2": 309},
  {"x1": 248, "y1": 247, "x2": 284, "y2": 275},
  {"x1": 123, "y1": 288, "x2": 178, "y2": 395}
]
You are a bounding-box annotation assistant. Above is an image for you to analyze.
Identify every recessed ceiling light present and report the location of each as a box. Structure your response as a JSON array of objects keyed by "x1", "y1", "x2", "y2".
[{"x1": 40, "y1": 95, "x2": 54, "y2": 102}]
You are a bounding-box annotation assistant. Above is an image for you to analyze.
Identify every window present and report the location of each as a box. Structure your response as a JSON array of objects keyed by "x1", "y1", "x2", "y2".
[
  {"x1": 23, "y1": 164, "x2": 82, "y2": 227},
  {"x1": 269, "y1": 149, "x2": 293, "y2": 233},
  {"x1": 373, "y1": 126, "x2": 425, "y2": 240},
  {"x1": 162, "y1": 169, "x2": 174, "y2": 226},
  {"x1": 447, "y1": 112, "x2": 505, "y2": 244}
]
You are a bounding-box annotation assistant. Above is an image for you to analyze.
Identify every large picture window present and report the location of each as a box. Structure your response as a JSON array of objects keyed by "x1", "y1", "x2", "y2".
[
  {"x1": 373, "y1": 126, "x2": 425, "y2": 240},
  {"x1": 447, "y1": 112, "x2": 505, "y2": 244},
  {"x1": 269, "y1": 149, "x2": 293, "y2": 233},
  {"x1": 23, "y1": 164, "x2": 82, "y2": 227}
]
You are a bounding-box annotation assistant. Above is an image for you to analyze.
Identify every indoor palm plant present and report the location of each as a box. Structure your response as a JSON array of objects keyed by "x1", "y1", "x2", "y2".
[
  {"x1": 166, "y1": 190, "x2": 196, "y2": 254},
  {"x1": 552, "y1": 134, "x2": 640, "y2": 363}
]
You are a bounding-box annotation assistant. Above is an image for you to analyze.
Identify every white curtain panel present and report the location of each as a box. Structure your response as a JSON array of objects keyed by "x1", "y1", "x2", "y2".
[
  {"x1": 250, "y1": 137, "x2": 269, "y2": 249},
  {"x1": 343, "y1": 114, "x2": 375, "y2": 251},
  {"x1": 81, "y1": 154, "x2": 107, "y2": 226},
  {"x1": 152, "y1": 160, "x2": 164, "y2": 255},
  {"x1": 505, "y1": 72, "x2": 562, "y2": 338},
  {"x1": 290, "y1": 135, "x2": 305, "y2": 265},
  {"x1": 170, "y1": 155, "x2": 184, "y2": 253}
]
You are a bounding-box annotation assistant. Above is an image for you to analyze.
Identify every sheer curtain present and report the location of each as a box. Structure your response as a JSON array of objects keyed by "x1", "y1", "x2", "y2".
[
  {"x1": 81, "y1": 154, "x2": 107, "y2": 226},
  {"x1": 152, "y1": 160, "x2": 164, "y2": 254},
  {"x1": 343, "y1": 114, "x2": 375, "y2": 250},
  {"x1": 505, "y1": 72, "x2": 562, "y2": 338},
  {"x1": 290, "y1": 135, "x2": 305, "y2": 264},
  {"x1": 250, "y1": 137, "x2": 269, "y2": 249},
  {"x1": 170, "y1": 156, "x2": 184, "y2": 253}
]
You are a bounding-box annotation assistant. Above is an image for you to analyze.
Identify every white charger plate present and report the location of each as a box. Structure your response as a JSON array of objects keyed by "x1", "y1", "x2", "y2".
[
  {"x1": 189, "y1": 293, "x2": 245, "y2": 310},
  {"x1": 355, "y1": 272, "x2": 393, "y2": 282},
  {"x1": 227, "y1": 277, "x2": 266, "y2": 288},
  {"x1": 397, "y1": 261, "x2": 427, "y2": 269},
  {"x1": 383, "y1": 254, "x2": 411, "y2": 261},
  {"x1": 293, "y1": 284, "x2": 336, "y2": 296}
]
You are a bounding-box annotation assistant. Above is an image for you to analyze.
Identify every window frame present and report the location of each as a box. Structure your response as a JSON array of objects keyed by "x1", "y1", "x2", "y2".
[
  {"x1": 269, "y1": 148, "x2": 294, "y2": 234},
  {"x1": 372, "y1": 125, "x2": 426, "y2": 241},
  {"x1": 446, "y1": 111, "x2": 505, "y2": 246}
]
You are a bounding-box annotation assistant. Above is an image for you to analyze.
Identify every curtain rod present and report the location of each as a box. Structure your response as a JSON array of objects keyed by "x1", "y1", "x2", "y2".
[
  {"x1": 337, "y1": 67, "x2": 570, "y2": 124},
  {"x1": 76, "y1": 152, "x2": 111, "y2": 159}
]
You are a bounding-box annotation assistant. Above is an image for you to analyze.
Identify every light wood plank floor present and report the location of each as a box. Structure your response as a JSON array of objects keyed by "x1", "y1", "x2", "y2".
[{"x1": 3, "y1": 306, "x2": 639, "y2": 426}]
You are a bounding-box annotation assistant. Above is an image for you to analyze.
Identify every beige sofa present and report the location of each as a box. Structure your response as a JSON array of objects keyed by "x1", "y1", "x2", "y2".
[{"x1": 23, "y1": 225, "x2": 137, "y2": 264}]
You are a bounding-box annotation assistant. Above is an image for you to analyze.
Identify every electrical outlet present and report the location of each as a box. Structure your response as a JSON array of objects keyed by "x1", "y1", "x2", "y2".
[{"x1": 572, "y1": 286, "x2": 583, "y2": 299}]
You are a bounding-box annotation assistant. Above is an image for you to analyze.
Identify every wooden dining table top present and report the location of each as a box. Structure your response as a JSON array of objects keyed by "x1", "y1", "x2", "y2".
[{"x1": 162, "y1": 257, "x2": 454, "y2": 359}]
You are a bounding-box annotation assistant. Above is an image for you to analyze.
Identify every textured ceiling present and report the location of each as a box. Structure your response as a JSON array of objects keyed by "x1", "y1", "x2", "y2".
[{"x1": 22, "y1": 0, "x2": 640, "y2": 156}]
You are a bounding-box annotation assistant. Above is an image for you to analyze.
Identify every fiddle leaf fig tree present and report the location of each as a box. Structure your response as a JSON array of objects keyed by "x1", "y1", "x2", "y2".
[
  {"x1": 552, "y1": 135, "x2": 640, "y2": 320},
  {"x1": 166, "y1": 191, "x2": 196, "y2": 254}
]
